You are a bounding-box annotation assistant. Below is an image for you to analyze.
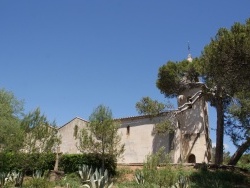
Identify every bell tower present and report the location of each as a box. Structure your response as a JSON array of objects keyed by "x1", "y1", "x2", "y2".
[
  {"x1": 171, "y1": 46, "x2": 212, "y2": 163},
  {"x1": 174, "y1": 82, "x2": 212, "y2": 163}
]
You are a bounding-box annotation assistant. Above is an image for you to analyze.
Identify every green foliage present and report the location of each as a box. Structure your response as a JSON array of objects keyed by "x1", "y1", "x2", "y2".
[
  {"x1": 60, "y1": 154, "x2": 116, "y2": 175},
  {"x1": 153, "y1": 120, "x2": 174, "y2": 135},
  {"x1": 156, "y1": 18, "x2": 250, "y2": 164},
  {"x1": 77, "y1": 105, "x2": 124, "y2": 174},
  {"x1": 84, "y1": 168, "x2": 113, "y2": 188},
  {"x1": 0, "y1": 152, "x2": 55, "y2": 172},
  {"x1": 134, "y1": 169, "x2": 144, "y2": 184},
  {"x1": 237, "y1": 154, "x2": 250, "y2": 171},
  {"x1": 201, "y1": 19, "x2": 250, "y2": 95},
  {"x1": 0, "y1": 88, "x2": 24, "y2": 119},
  {"x1": 0, "y1": 88, "x2": 24, "y2": 153},
  {"x1": 21, "y1": 108, "x2": 61, "y2": 153},
  {"x1": 156, "y1": 59, "x2": 200, "y2": 98},
  {"x1": 23, "y1": 177, "x2": 52, "y2": 188},
  {"x1": 172, "y1": 175, "x2": 189, "y2": 188},
  {"x1": 0, "y1": 171, "x2": 8, "y2": 187},
  {"x1": 139, "y1": 147, "x2": 189, "y2": 187},
  {"x1": 78, "y1": 164, "x2": 93, "y2": 183},
  {"x1": 225, "y1": 91, "x2": 250, "y2": 165},
  {"x1": 56, "y1": 173, "x2": 82, "y2": 188},
  {"x1": 190, "y1": 169, "x2": 247, "y2": 188},
  {"x1": 135, "y1": 97, "x2": 168, "y2": 116},
  {"x1": 226, "y1": 91, "x2": 250, "y2": 148},
  {"x1": 114, "y1": 167, "x2": 133, "y2": 184},
  {"x1": 199, "y1": 19, "x2": 250, "y2": 163},
  {"x1": 20, "y1": 169, "x2": 52, "y2": 188},
  {"x1": 135, "y1": 97, "x2": 176, "y2": 134},
  {"x1": 78, "y1": 105, "x2": 124, "y2": 158}
]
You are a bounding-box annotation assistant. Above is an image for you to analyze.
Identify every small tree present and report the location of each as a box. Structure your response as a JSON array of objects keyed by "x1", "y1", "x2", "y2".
[
  {"x1": 21, "y1": 108, "x2": 61, "y2": 153},
  {"x1": 77, "y1": 105, "x2": 124, "y2": 173},
  {"x1": 0, "y1": 88, "x2": 24, "y2": 152},
  {"x1": 135, "y1": 97, "x2": 176, "y2": 134}
]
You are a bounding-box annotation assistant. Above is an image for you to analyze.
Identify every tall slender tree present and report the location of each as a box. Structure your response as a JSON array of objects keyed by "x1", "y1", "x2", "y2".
[
  {"x1": 200, "y1": 18, "x2": 250, "y2": 164},
  {"x1": 77, "y1": 105, "x2": 124, "y2": 173}
]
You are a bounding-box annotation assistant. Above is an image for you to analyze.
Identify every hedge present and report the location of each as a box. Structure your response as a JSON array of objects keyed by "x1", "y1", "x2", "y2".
[
  {"x1": 0, "y1": 152, "x2": 55, "y2": 172},
  {"x1": 0, "y1": 152, "x2": 116, "y2": 175},
  {"x1": 60, "y1": 153, "x2": 116, "y2": 175}
]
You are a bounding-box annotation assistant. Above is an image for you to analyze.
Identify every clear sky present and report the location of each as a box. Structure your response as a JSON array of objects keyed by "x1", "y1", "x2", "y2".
[{"x1": 1, "y1": 0, "x2": 249, "y2": 154}]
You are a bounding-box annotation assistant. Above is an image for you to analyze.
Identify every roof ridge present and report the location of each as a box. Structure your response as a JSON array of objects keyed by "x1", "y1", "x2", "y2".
[{"x1": 58, "y1": 116, "x2": 89, "y2": 129}]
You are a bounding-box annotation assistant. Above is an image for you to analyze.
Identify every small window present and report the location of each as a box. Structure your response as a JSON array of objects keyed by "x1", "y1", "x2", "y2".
[
  {"x1": 73, "y1": 125, "x2": 78, "y2": 138},
  {"x1": 126, "y1": 126, "x2": 130, "y2": 135}
]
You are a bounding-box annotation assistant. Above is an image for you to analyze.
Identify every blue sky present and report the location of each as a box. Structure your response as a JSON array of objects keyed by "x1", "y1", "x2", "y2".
[{"x1": 1, "y1": 0, "x2": 249, "y2": 154}]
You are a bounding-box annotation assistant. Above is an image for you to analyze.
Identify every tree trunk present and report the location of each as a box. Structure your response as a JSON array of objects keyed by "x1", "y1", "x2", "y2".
[
  {"x1": 215, "y1": 97, "x2": 224, "y2": 165},
  {"x1": 101, "y1": 137, "x2": 105, "y2": 175},
  {"x1": 228, "y1": 138, "x2": 250, "y2": 165}
]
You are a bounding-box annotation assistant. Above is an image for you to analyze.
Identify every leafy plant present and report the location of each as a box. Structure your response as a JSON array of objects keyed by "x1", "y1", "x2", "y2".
[
  {"x1": 7, "y1": 170, "x2": 24, "y2": 187},
  {"x1": 33, "y1": 169, "x2": 44, "y2": 179},
  {"x1": 56, "y1": 173, "x2": 82, "y2": 188},
  {"x1": 141, "y1": 148, "x2": 177, "y2": 187},
  {"x1": 0, "y1": 171, "x2": 8, "y2": 187},
  {"x1": 171, "y1": 175, "x2": 189, "y2": 188},
  {"x1": 24, "y1": 178, "x2": 52, "y2": 188},
  {"x1": 190, "y1": 170, "x2": 247, "y2": 188},
  {"x1": 78, "y1": 164, "x2": 93, "y2": 183},
  {"x1": 134, "y1": 169, "x2": 145, "y2": 184},
  {"x1": 83, "y1": 168, "x2": 113, "y2": 188},
  {"x1": 23, "y1": 169, "x2": 52, "y2": 188}
]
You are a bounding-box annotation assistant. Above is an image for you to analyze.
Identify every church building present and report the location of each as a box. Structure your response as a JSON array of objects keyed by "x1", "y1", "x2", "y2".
[{"x1": 58, "y1": 53, "x2": 212, "y2": 164}]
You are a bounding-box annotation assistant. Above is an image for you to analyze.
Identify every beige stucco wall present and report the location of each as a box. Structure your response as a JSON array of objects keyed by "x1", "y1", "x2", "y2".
[
  {"x1": 58, "y1": 117, "x2": 88, "y2": 154},
  {"x1": 117, "y1": 116, "x2": 172, "y2": 164},
  {"x1": 58, "y1": 115, "x2": 173, "y2": 164}
]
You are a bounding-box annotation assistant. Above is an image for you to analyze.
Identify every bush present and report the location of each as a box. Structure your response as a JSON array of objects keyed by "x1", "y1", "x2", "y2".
[
  {"x1": 60, "y1": 153, "x2": 116, "y2": 175},
  {"x1": 0, "y1": 152, "x2": 116, "y2": 176},
  {"x1": 237, "y1": 154, "x2": 250, "y2": 171},
  {"x1": 23, "y1": 178, "x2": 53, "y2": 188},
  {"x1": 190, "y1": 169, "x2": 247, "y2": 188},
  {"x1": 56, "y1": 173, "x2": 82, "y2": 188},
  {"x1": 139, "y1": 147, "x2": 189, "y2": 187},
  {"x1": 0, "y1": 152, "x2": 55, "y2": 172}
]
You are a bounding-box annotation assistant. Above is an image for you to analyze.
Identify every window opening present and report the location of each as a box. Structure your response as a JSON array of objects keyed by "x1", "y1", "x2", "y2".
[
  {"x1": 126, "y1": 126, "x2": 130, "y2": 135},
  {"x1": 188, "y1": 154, "x2": 196, "y2": 163}
]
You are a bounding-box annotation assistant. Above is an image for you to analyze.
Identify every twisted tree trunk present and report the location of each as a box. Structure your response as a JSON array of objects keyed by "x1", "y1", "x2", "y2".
[{"x1": 228, "y1": 138, "x2": 250, "y2": 165}]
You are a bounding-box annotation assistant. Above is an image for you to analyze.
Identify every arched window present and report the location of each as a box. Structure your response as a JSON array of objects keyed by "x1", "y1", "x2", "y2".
[{"x1": 188, "y1": 154, "x2": 196, "y2": 163}]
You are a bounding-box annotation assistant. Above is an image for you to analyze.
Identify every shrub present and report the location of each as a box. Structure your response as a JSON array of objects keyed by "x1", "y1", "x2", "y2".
[
  {"x1": 190, "y1": 169, "x2": 247, "y2": 188},
  {"x1": 0, "y1": 152, "x2": 55, "y2": 172},
  {"x1": 60, "y1": 153, "x2": 116, "y2": 175},
  {"x1": 56, "y1": 173, "x2": 82, "y2": 188},
  {"x1": 140, "y1": 147, "x2": 189, "y2": 187}
]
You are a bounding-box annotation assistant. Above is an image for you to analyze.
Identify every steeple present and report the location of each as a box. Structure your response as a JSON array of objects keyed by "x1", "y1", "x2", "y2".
[{"x1": 187, "y1": 41, "x2": 193, "y2": 62}]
